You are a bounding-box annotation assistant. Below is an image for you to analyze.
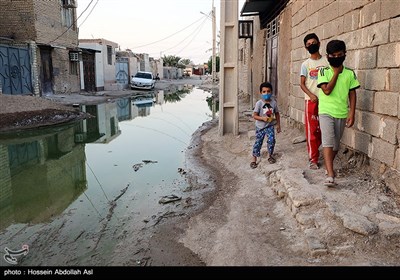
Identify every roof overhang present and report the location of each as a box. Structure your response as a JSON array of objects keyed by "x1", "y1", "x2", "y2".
[
  {"x1": 240, "y1": 0, "x2": 275, "y2": 17},
  {"x1": 240, "y1": 0, "x2": 290, "y2": 28}
]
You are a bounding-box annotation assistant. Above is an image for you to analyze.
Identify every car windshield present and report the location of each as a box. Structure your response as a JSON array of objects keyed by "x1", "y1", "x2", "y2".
[{"x1": 135, "y1": 72, "x2": 152, "y2": 79}]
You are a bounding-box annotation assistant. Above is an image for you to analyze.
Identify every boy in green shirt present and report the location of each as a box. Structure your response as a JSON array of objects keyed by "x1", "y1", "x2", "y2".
[{"x1": 317, "y1": 40, "x2": 360, "y2": 187}]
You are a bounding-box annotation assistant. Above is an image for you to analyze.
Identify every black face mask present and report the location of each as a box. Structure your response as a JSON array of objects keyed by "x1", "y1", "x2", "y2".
[
  {"x1": 307, "y1": 44, "x2": 319, "y2": 54},
  {"x1": 328, "y1": 55, "x2": 346, "y2": 67}
]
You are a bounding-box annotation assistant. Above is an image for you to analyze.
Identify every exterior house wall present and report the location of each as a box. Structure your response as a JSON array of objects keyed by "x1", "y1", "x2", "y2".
[
  {"x1": 0, "y1": 0, "x2": 80, "y2": 95},
  {"x1": 79, "y1": 42, "x2": 104, "y2": 90},
  {"x1": 129, "y1": 56, "x2": 139, "y2": 79},
  {"x1": 238, "y1": 38, "x2": 251, "y2": 103},
  {"x1": 138, "y1": 53, "x2": 151, "y2": 72},
  {"x1": 79, "y1": 39, "x2": 119, "y2": 91},
  {"x1": 251, "y1": 18, "x2": 267, "y2": 108},
  {"x1": 155, "y1": 58, "x2": 164, "y2": 79},
  {"x1": 0, "y1": 0, "x2": 36, "y2": 41}
]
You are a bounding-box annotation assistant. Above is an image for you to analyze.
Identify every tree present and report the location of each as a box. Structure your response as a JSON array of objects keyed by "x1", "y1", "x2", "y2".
[
  {"x1": 163, "y1": 55, "x2": 181, "y2": 67},
  {"x1": 179, "y1": 58, "x2": 192, "y2": 67},
  {"x1": 163, "y1": 56, "x2": 193, "y2": 69}
]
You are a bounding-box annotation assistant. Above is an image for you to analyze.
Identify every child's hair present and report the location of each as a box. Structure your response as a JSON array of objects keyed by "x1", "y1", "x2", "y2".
[
  {"x1": 259, "y1": 82, "x2": 273, "y2": 92},
  {"x1": 303, "y1": 33, "x2": 319, "y2": 46},
  {"x1": 326, "y1": 40, "x2": 346, "y2": 54}
]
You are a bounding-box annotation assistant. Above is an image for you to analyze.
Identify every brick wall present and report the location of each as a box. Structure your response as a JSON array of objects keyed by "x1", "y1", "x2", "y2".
[
  {"x1": 0, "y1": 0, "x2": 36, "y2": 40},
  {"x1": 0, "y1": 1, "x2": 80, "y2": 95},
  {"x1": 33, "y1": 0, "x2": 78, "y2": 48}
]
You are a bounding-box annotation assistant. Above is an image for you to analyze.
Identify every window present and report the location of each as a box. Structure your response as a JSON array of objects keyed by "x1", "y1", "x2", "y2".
[
  {"x1": 267, "y1": 16, "x2": 280, "y2": 39},
  {"x1": 107, "y1": 46, "x2": 112, "y2": 65},
  {"x1": 239, "y1": 20, "x2": 253, "y2": 39},
  {"x1": 70, "y1": 61, "x2": 78, "y2": 75},
  {"x1": 61, "y1": 0, "x2": 76, "y2": 29}
]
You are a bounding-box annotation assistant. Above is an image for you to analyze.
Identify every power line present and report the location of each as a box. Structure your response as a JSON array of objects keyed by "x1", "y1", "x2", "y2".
[
  {"x1": 49, "y1": 0, "x2": 97, "y2": 44},
  {"x1": 78, "y1": 0, "x2": 100, "y2": 28},
  {"x1": 173, "y1": 17, "x2": 208, "y2": 57},
  {"x1": 131, "y1": 14, "x2": 209, "y2": 50},
  {"x1": 160, "y1": 16, "x2": 209, "y2": 54}
]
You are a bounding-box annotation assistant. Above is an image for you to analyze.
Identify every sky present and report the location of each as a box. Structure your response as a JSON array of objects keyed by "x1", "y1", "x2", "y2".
[{"x1": 77, "y1": 0, "x2": 246, "y2": 65}]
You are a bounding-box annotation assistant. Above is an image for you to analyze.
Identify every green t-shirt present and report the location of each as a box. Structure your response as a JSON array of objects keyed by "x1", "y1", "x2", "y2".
[{"x1": 317, "y1": 66, "x2": 360, "y2": 118}]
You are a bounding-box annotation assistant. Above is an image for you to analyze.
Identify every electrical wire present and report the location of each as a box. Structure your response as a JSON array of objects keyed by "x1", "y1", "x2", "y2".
[
  {"x1": 49, "y1": 0, "x2": 97, "y2": 44},
  {"x1": 131, "y1": 14, "x2": 209, "y2": 50},
  {"x1": 160, "y1": 15, "x2": 209, "y2": 54},
  {"x1": 78, "y1": 0, "x2": 100, "y2": 28}
]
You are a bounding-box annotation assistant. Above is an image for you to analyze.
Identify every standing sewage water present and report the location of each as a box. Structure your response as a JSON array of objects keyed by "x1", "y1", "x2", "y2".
[{"x1": 0, "y1": 86, "x2": 216, "y2": 266}]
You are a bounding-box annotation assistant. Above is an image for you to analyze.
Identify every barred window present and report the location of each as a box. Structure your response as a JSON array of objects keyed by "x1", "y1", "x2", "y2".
[
  {"x1": 266, "y1": 16, "x2": 280, "y2": 39},
  {"x1": 107, "y1": 46, "x2": 112, "y2": 65},
  {"x1": 70, "y1": 61, "x2": 78, "y2": 75}
]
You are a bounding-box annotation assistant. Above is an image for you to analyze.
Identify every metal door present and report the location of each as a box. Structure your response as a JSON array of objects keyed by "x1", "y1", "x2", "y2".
[
  {"x1": 115, "y1": 57, "x2": 129, "y2": 88},
  {"x1": 0, "y1": 45, "x2": 32, "y2": 95}
]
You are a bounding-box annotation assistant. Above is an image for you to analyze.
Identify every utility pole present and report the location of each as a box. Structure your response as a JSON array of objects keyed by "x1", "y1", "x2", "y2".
[{"x1": 212, "y1": 0, "x2": 216, "y2": 84}]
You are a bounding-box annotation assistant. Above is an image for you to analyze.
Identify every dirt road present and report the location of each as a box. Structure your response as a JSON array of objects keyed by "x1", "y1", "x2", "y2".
[{"x1": 148, "y1": 99, "x2": 400, "y2": 266}]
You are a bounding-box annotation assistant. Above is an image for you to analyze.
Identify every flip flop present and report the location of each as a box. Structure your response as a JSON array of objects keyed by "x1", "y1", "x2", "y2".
[
  {"x1": 268, "y1": 156, "x2": 276, "y2": 164},
  {"x1": 250, "y1": 162, "x2": 258, "y2": 169},
  {"x1": 324, "y1": 176, "x2": 336, "y2": 187},
  {"x1": 309, "y1": 162, "x2": 319, "y2": 170}
]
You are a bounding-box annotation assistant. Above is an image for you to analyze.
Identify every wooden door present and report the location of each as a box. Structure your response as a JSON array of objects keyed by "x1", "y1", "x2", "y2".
[{"x1": 40, "y1": 48, "x2": 54, "y2": 95}]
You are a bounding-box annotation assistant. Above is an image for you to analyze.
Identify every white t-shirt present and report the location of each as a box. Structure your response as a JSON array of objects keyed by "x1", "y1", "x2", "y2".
[{"x1": 300, "y1": 56, "x2": 329, "y2": 100}]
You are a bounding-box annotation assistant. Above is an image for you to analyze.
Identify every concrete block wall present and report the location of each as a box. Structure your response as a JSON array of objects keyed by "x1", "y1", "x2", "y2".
[{"x1": 289, "y1": 0, "x2": 400, "y2": 178}]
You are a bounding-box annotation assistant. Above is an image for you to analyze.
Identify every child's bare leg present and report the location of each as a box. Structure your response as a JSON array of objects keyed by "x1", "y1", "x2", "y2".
[{"x1": 323, "y1": 147, "x2": 335, "y2": 178}]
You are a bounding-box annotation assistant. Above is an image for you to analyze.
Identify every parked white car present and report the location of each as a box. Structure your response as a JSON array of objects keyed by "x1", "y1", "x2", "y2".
[{"x1": 131, "y1": 71, "x2": 155, "y2": 90}]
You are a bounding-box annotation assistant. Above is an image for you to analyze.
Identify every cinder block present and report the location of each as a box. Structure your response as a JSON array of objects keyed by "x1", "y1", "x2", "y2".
[
  {"x1": 378, "y1": 43, "x2": 400, "y2": 68},
  {"x1": 374, "y1": 91, "x2": 399, "y2": 117},
  {"x1": 369, "y1": 137, "x2": 396, "y2": 166},
  {"x1": 360, "y1": 1, "x2": 381, "y2": 28},
  {"x1": 390, "y1": 17, "x2": 400, "y2": 42}
]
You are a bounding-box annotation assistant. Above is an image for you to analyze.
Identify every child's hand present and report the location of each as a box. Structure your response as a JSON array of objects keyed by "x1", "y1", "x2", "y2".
[
  {"x1": 276, "y1": 124, "x2": 281, "y2": 133},
  {"x1": 264, "y1": 116, "x2": 273, "y2": 122}
]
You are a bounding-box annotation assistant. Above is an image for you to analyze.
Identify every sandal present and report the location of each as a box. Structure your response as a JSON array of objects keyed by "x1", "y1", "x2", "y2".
[
  {"x1": 309, "y1": 162, "x2": 319, "y2": 170},
  {"x1": 268, "y1": 156, "x2": 276, "y2": 164},
  {"x1": 250, "y1": 161, "x2": 258, "y2": 169},
  {"x1": 324, "y1": 176, "x2": 336, "y2": 187}
]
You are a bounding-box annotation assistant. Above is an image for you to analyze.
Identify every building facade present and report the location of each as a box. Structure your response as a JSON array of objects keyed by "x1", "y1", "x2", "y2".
[
  {"x1": 79, "y1": 38, "x2": 119, "y2": 91},
  {"x1": 0, "y1": 0, "x2": 80, "y2": 95}
]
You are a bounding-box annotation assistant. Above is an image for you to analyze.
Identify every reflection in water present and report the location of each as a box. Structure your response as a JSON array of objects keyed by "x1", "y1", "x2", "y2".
[
  {"x1": 0, "y1": 85, "x2": 217, "y2": 266},
  {"x1": 0, "y1": 125, "x2": 88, "y2": 231}
]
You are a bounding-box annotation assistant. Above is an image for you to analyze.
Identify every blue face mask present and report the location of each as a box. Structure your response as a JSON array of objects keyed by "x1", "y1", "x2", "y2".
[{"x1": 262, "y1": 93, "x2": 272, "y2": 100}]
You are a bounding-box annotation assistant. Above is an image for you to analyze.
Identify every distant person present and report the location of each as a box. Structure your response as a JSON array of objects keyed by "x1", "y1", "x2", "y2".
[
  {"x1": 155, "y1": 73, "x2": 160, "y2": 80},
  {"x1": 317, "y1": 39, "x2": 360, "y2": 187},
  {"x1": 300, "y1": 33, "x2": 329, "y2": 170},
  {"x1": 250, "y1": 82, "x2": 281, "y2": 168}
]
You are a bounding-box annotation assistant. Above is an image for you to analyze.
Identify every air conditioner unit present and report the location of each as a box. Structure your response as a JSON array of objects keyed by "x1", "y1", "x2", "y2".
[
  {"x1": 63, "y1": 0, "x2": 76, "y2": 8},
  {"x1": 69, "y1": 52, "x2": 79, "y2": 61}
]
